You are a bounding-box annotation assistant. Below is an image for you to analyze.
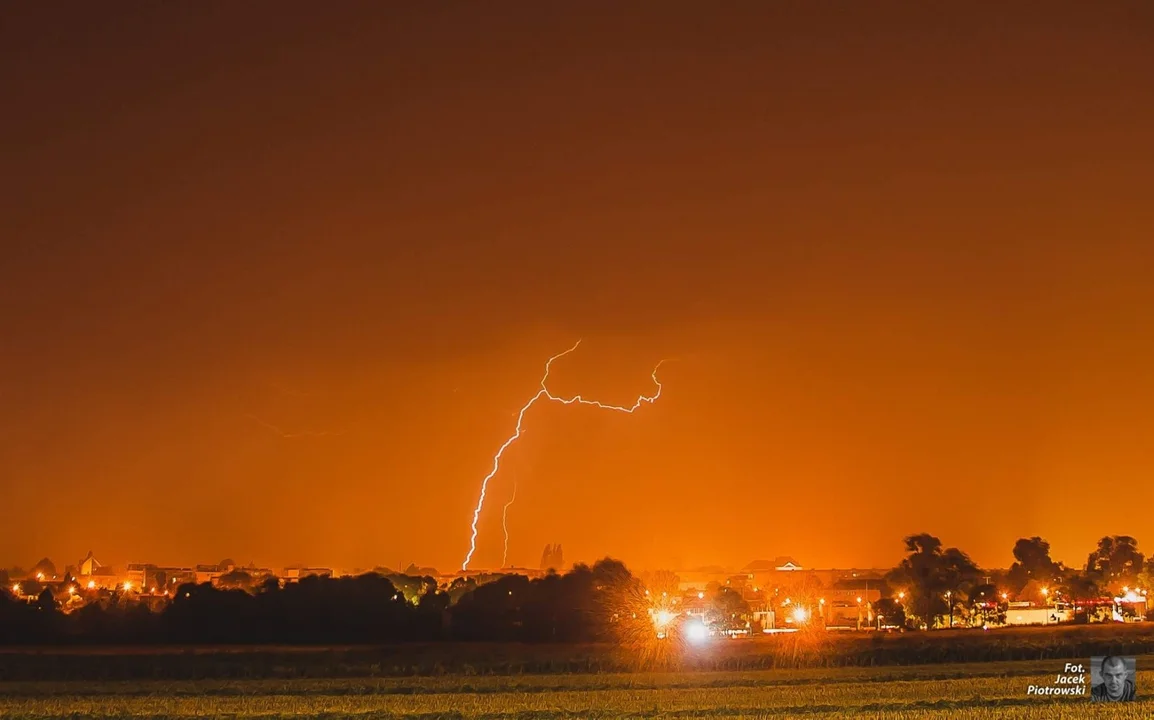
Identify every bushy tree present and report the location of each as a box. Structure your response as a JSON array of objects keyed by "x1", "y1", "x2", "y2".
[
  {"x1": 873, "y1": 597, "x2": 906, "y2": 629},
  {"x1": 885, "y1": 533, "x2": 980, "y2": 629},
  {"x1": 1087, "y1": 536, "x2": 1145, "y2": 592},
  {"x1": 1006, "y1": 537, "x2": 1060, "y2": 594},
  {"x1": 706, "y1": 586, "x2": 749, "y2": 632}
]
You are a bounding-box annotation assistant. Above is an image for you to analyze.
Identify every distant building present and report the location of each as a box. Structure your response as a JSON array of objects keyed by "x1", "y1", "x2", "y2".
[
  {"x1": 282, "y1": 567, "x2": 332, "y2": 580},
  {"x1": 195, "y1": 565, "x2": 224, "y2": 584},
  {"x1": 29, "y1": 557, "x2": 58, "y2": 581},
  {"x1": 539, "y1": 544, "x2": 564, "y2": 572},
  {"x1": 78, "y1": 551, "x2": 100, "y2": 576},
  {"x1": 161, "y1": 567, "x2": 197, "y2": 589},
  {"x1": 76, "y1": 551, "x2": 123, "y2": 590}
]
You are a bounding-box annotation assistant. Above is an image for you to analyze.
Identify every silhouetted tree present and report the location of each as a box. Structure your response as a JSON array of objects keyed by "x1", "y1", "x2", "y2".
[
  {"x1": 1087, "y1": 536, "x2": 1145, "y2": 592},
  {"x1": 966, "y1": 582, "x2": 1004, "y2": 627},
  {"x1": 217, "y1": 570, "x2": 254, "y2": 590},
  {"x1": 1139, "y1": 559, "x2": 1154, "y2": 593},
  {"x1": 706, "y1": 586, "x2": 749, "y2": 632},
  {"x1": 387, "y1": 574, "x2": 436, "y2": 604},
  {"x1": 1061, "y1": 572, "x2": 1101, "y2": 622},
  {"x1": 886, "y1": 533, "x2": 980, "y2": 628},
  {"x1": 1006, "y1": 537, "x2": 1060, "y2": 594},
  {"x1": 640, "y1": 569, "x2": 681, "y2": 597},
  {"x1": 874, "y1": 597, "x2": 906, "y2": 629},
  {"x1": 36, "y1": 587, "x2": 56, "y2": 613}
]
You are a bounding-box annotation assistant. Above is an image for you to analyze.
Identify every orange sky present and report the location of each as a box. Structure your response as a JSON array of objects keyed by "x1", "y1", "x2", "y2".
[{"x1": 2, "y1": 2, "x2": 1152, "y2": 574}]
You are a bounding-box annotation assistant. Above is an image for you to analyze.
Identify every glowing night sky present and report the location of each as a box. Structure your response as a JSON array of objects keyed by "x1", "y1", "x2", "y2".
[{"x1": 2, "y1": 2, "x2": 1152, "y2": 573}]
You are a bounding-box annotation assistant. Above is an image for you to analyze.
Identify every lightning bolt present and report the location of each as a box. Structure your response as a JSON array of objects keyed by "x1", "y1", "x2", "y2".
[
  {"x1": 462, "y1": 340, "x2": 666, "y2": 571},
  {"x1": 501, "y1": 471, "x2": 517, "y2": 568}
]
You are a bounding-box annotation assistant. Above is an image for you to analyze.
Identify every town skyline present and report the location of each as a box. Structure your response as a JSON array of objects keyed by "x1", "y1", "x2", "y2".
[{"x1": 6, "y1": 531, "x2": 1149, "y2": 582}]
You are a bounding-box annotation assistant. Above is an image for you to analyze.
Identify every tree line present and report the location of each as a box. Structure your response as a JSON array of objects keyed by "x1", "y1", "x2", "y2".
[
  {"x1": 884, "y1": 533, "x2": 1151, "y2": 627},
  {"x1": 0, "y1": 559, "x2": 652, "y2": 645},
  {"x1": 1, "y1": 534, "x2": 1150, "y2": 644}
]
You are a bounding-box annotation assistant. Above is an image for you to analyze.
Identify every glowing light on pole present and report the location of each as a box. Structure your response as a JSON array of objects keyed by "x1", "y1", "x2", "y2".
[{"x1": 461, "y1": 340, "x2": 666, "y2": 571}]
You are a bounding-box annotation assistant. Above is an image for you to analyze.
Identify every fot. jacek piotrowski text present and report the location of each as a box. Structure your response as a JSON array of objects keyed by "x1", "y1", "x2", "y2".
[{"x1": 1027, "y1": 663, "x2": 1087, "y2": 697}]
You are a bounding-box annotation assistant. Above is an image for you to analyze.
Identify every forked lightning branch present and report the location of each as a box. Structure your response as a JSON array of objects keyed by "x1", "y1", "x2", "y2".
[{"x1": 461, "y1": 341, "x2": 667, "y2": 570}]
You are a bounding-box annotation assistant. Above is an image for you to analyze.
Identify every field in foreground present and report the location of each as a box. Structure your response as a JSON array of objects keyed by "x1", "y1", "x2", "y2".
[
  {"x1": 3, "y1": 622, "x2": 1153, "y2": 681},
  {"x1": 0, "y1": 656, "x2": 1151, "y2": 718}
]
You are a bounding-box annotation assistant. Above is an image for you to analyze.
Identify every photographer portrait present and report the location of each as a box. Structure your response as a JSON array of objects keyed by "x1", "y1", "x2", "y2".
[{"x1": 1091, "y1": 656, "x2": 1137, "y2": 702}]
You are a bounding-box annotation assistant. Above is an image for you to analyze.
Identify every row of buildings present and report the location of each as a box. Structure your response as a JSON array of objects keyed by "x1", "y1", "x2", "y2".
[{"x1": 6, "y1": 552, "x2": 361, "y2": 598}]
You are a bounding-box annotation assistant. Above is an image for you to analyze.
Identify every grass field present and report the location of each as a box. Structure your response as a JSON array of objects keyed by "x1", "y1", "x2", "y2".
[
  {"x1": 0, "y1": 656, "x2": 1150, "y2": 718},
  {"x1": 1, "y1": 625, "x2": 1151, "y2": 718},
  {"x1": 2, "y1": 622, "x2": 1152, "y2": 681}
]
